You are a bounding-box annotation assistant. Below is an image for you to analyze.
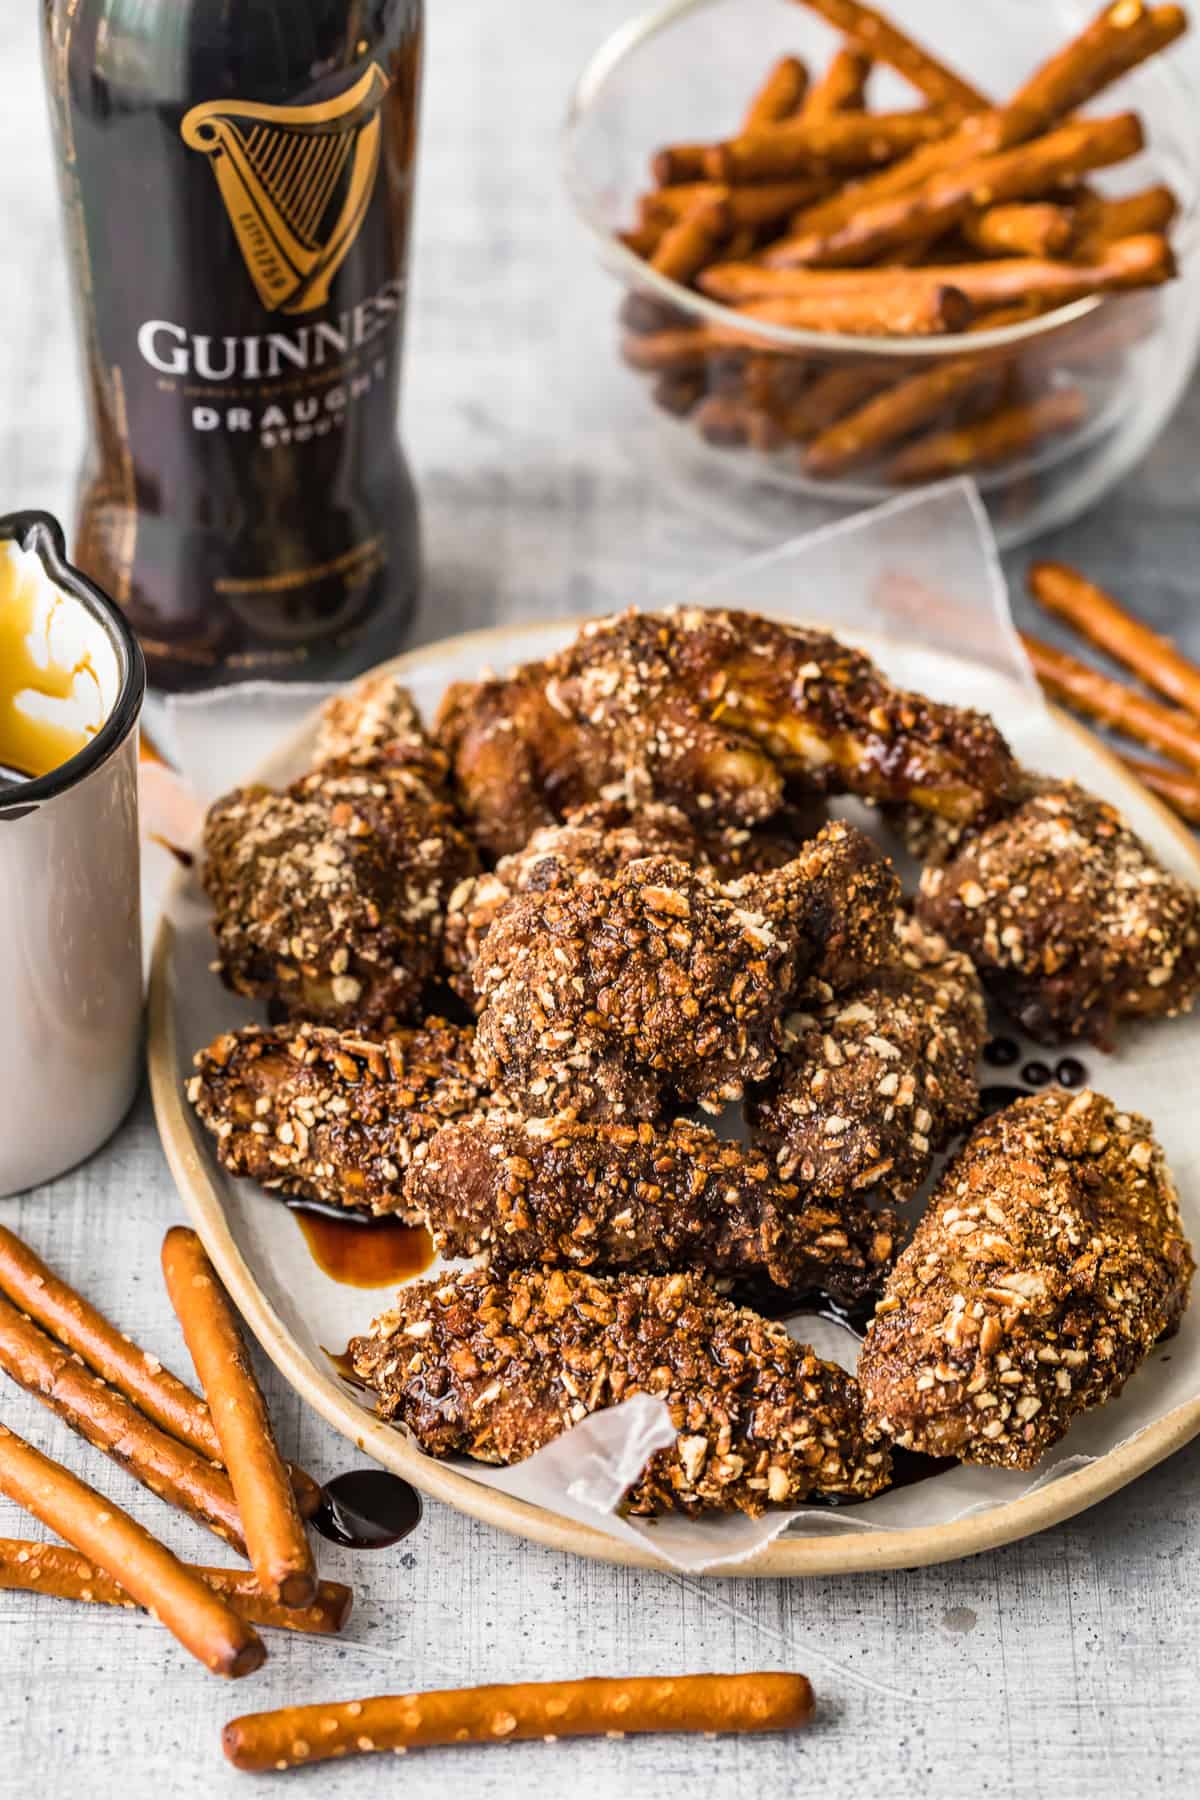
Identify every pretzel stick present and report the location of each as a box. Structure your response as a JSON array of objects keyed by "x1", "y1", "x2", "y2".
[
  {"x1": 790, "y1": 1, "x2": 986, "y2": 110},
  {"x1": 1020, "y1": 633, "x2": 1200, "y2": 770},
  {"x1": 650, "y1": 369, "x2": 706, "y2": 417},
  {"x1": 742, "y1": 54, "x2": 810, "y2": 129},
  {"x1": 704, "y1": 109, "x2": 951, "y2": 184},
  {"x1": 162, "y1": 1228, "x2": 316, "y2": 1609},
  {"x1": 1119, "y1": 755, "x2": 1200, "y2": 824},
  {"x1": 222, "y1": 1673, "x2": 816, "y2": 1771},
  {"x1": 781, "y1": 361, "x2": 896, "y2": 438},
  {"x1": 621, "y1": 327, "x2": 718, "y2": 372},
  {"x1": 0, "y1": 1538, "x2": 352, "y2": 1636},
  {"x1": 1029, "y1": 560, "x2": 1200, "y2": 718},
  {"x1": 1072, "y1": 182, "x2": 1179, "y2": 256},
  {"x1": 764, "y1": 112, "x2": 1144, "y2": 268},
  {"x1": 888, "y1": 386, "x2": 1085, "y2": 481},
  {"x1": 785, "y1": 1, "x2": 1185, "y2": 242},
  {"x1": 650, "y1": 144, "x2": 710, "y2": 187},
  {"x1": 717, "y1": 281, "x2": 971, "y2": 336},
  {"x1": 804, "y1": 356, "x2": 995, "y2": 475},
  {"x1": 650, "y1": 197, "x2": 730, "y2": 284},
  {"x1": 963, "y1": 201, "x2": 1077, "y2": 258},
  {"x1": 0, "y1": 1225, "x2": 319, "y2": 1519},
  {"x1": 0, "y1": 1421, "x2": 264, "y2": 1677},
  {"x1": 0, "y1": 1291, "x2": 248, "y2": 1551},
  {"x1": 802, "y1": 45, "x2": 872, "y2": 117},
  {"x1": 644, "y1": 179, "x2": 830, "y2": 230}
]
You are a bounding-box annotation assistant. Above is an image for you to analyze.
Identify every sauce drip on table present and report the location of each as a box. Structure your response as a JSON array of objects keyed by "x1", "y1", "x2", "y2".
[
  {"x1": 290, "y1": 1201, "x2": 434, "y2": 1289},
  {"x1": 311, "y1": 1469, "x2": 423, "y2": 1549}
]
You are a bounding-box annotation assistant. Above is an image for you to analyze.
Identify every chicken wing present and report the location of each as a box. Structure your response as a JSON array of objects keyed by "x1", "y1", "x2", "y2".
[
  {"x1": 750, "y1": 913, "x2": 984, "y2": 1200},
  {"x1": 409, "y1": 1114, "x2": 903, "y2": 1306},
  {"x1": 437, "y1": 607, "x2": 1020, "y2": 856},
  {"x1": 915, "y1": 776, "x2": 1200, "y2": 1044},
  {"x1": 858, "y1": 1088, "x2": 1194, "y2": 1469},
  {"x1": 349, "y1": 1267, "x2": 892, "y2": 1514},
  {"x1": 187, "y1": 1018, "x2": 490, "y2": 1218}
]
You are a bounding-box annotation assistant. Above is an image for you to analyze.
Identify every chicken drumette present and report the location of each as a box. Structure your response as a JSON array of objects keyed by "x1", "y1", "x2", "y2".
[
  {"x1": 472, "y1": 822, "x2": 898, "y2": 1120},
  {"x1": 187, "y1": 1018, "x2": 492, "y2": 1219},
  {"x1": 350, "y1": 1267, "x2": 892, "y2": 1514},
  {"x1": 409, "y1": 1114, "x2": 903, "y2": 1306},
  {"x1": 437, "y1": 607, "x2": 1020, "y2": 857},
  {"x1": 858, "y1": 1088, "x2": 1194, "y2": 1469},
  {"x1": 203, "y1": 677, "x2": 479, "y2": 1030},
  {"x1": 914, "y1": 776, "x2": 1200, "y2": 1044},
  {"x1": 750, "y1": 913, "x2": 985, "y2": 1201}
]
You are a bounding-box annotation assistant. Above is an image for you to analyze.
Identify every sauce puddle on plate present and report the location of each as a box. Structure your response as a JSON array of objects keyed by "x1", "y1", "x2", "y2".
[{"x1": 290, "y1": 1200, "x2": 434, "y2": 1289}]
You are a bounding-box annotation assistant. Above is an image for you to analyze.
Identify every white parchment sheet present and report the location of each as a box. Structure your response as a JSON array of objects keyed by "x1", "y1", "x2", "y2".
[{"x1": 147, "y1": 480, "x2": 1200, "y2": 1573}]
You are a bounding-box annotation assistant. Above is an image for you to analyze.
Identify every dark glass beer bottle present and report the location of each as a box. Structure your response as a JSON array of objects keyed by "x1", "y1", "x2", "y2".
[{"x1": 42, "y1": 0, "x2": 423, "y2": 690}]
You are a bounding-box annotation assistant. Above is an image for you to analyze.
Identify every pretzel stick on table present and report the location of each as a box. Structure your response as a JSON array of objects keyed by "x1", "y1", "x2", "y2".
[
  {"x1": 0, "y1": 1291, "x2": 249, "y2": 1551},
  {"x1": 742, "y1": 54, "x2": 809, "y2": 129},
  {"x1": 222, "y1": 1672, "x2": 816, "y2": 1771},
  {"x1": 704, "y1": 108, "x2": 952, "y2": 185},
  {"x1": 0, "y1": 1421, "x2": 264, "y2": 1677},
  {"x1": 802, "y1": 44, "x2": 872, "y2": 117},
  {"x1": 162, "y1": 1228, "x2": 316, "y2": 1610},
  {"x1": 0, "y1": 1538, "x2": 352, "y2": 1636},
  {"x1": 0, "y1": 1224, "x2": 320, "y2": 1519},
  {"x1": 962, "y1": 201, "x2": 1077, "y2": 258},
  {"x1": 762, "y1": 112, "x2": 1145, "y2": 268},
  {"x1": 1029, "y1": 560, "x2": 1200, "y2": 717},
  {"x1": 1020, "y1": 632, "x2": 1200, "y2": 770},
  {"x1": 791, "y1": 1, "x2": 987, "y2": 111},
  {"x1": 1119, "y1": 755, "x2": 1200, "y2": 824},
  {"x1": 888, "y1": 386, "x2": 1086, "y2": 481}
]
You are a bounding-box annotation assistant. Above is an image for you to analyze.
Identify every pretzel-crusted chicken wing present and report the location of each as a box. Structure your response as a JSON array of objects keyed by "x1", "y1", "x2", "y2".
[
  {"x1": 750, "y1": 914, "x2": 984, "y2": 1200},
  {"x1": 187, "y1": 1019, "x2": 490, "y2": 1219},
  {"x1": 410, "y1": 1114, "x2": 903, "y2": 1306},
  {"x1": 858, "y1": 1089, "x2": 1194, "y2": 1469},
  {"x1": 349, "y1": 1267, "x2": 892, "y2": 1514},
  {"x1": 437, "y1": 608, "x2": 1020, "y2": 856}
]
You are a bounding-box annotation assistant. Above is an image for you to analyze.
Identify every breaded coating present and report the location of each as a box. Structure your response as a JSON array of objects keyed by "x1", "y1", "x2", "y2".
[
  {"x1": 442, "y1": 799, "x2": 825, "y2": 1002},
  {"x1": 203, "y1": 766, "x2": 479, "y2": 1030},
  {"x1": 750, "y1": 914, "x2": 985, "y2": 1200},
  {"x1": 187, "y1": 1018, "x2": 490, "y2": 1219},
  {"x1": 313, "y1": 671, "x2": 443, "y2": 783},
  {"x1": 471, "y1": 822, "x2": 895, "y2": 1121},
  {"x1": 436, "y1": 607, "x2": 1020, "y2": 856},
  {"x1": 916, "y1": 777, "x2": 1200, "y2": 1044},
  {"x1": 858, "y1": 1089, "x2": 1194, "y2": 1469},
  {"x1": 409, "y1": 1115, "x2": 903, "y2": 1306},
  {"x1": 350, "y1": 1267, "x2": 892, "y2": 1514},
  {"x1": 473, "y1": 854, "x2": 793, "y2": 1120}
]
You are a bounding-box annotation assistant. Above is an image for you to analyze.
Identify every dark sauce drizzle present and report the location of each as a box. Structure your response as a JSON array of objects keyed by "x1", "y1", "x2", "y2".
[
  {"x1": 289, "y1": 1199, "x2": 434, "y2": 1289},
  {"x1": 312, "y1": 1469, "x2": 423, "y2": 1549}
]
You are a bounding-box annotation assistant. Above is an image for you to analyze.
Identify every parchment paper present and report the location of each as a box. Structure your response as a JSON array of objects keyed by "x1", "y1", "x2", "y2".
[{"x1": 146, "y1": 479, "x2": 1200, "y2": 1573}]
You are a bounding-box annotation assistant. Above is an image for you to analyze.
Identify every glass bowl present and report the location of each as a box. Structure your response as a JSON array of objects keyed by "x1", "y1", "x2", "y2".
[{"x1": 564, "y1": 0, "x2": 1200, "y2": 547}]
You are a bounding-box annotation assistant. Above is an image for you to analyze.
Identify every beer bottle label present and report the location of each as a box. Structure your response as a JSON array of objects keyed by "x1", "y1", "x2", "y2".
[{"x1": 44, "y1": 1, "x2": 423, "y2": 688}]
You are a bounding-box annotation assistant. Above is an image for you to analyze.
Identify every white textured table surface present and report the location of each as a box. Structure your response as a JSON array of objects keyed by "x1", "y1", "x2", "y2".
[{"x1": 3, "y1": 5, "x2": 1200, "y2": 1798}]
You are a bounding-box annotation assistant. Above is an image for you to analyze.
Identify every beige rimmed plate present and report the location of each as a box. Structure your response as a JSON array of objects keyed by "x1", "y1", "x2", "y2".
[{"x1": 148, "y1": 618, "x2": 1200, "y2": 1577}]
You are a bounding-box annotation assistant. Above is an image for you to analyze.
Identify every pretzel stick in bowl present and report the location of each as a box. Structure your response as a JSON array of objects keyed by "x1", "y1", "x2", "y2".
[
  {"x1": 0, "y1": 1538, "x2": 352, "y2": 1636},
  {"x1": 888, "y1": 386, "x2": 1086, "y2": 481},
  {"x1": 1029, "y1": 561, "x2": 1200, "y2": 717},
  {"x1": 802, "y1": 44, "x2": 873, "y2": 117},
  {"x1": 715, "y1": 279, "x2": 972, "y2": 337},
  {"x1": 742, "y1": 54, "x2": 810, "y2": 129},
  {"x1": 1072, "y1": 183, "x2": 1179, "y2": 254},
  {"x1": 0, "y1": 1224, "x2": 320, "y2": 1518},
  {"x1": 790, "y1": 0, "x2": 987, "y2": 110},
  {"x1": 1020, "y1": 633, "x2": 1200, "y2": 770},
  {"x1": 963, "y1": 201, "x2": 1077, "y2": 258},
  {"x1": 222, "y1": 1673, "x2": 816, "y2": 1771},
  {"x1": 162, "y1": 1228, "x2": 316, "y2": 1610},
  {"x1": 704, "y1": 108, "x2": 952, "y2": 184},
  {"x1": 0, "y1": 1422, "x2": 264, "y2": 1678},
  {"x1": 649, "y1": 197, "x2": 731, "y2": 286},
  {"x1": 0, "y1": 1292, "x2": 248, "y2": 1551}
]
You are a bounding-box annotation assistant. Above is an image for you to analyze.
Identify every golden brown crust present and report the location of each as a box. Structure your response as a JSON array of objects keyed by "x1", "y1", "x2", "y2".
[
  {"x1": 411, "y1": 1114, "x2": 903, "y2": 1306},
  {"x1": 350, "y1": 1267, "x2": 891, "y2": 1513},
  {"x1": 858, "y1": 1088, "x2": 1194, "y2": 1468},
  {"x1": 436, "y1": 608, "x2": 1020, "y2": 858},
  {"x1": 915, "y1": 776, "x2": 1200, "y2": 1043},
  {"x1": 187, "y1": 1018, "x2": 491, "y2": 1219},
  {"x1": 750, "y1": 914, "x2": 984, "y2": 1200}
]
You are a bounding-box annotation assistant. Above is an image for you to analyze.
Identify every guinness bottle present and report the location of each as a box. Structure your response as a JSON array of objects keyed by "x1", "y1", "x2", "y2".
[{"x1": 42, "y1": 1, "x2": 423, "y2": 689}]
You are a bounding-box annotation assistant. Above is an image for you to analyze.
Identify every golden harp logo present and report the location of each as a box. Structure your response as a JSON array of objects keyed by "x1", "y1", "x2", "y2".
[{"x1": 181, "y1": 65, "x2": 389, "y2": 316}]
